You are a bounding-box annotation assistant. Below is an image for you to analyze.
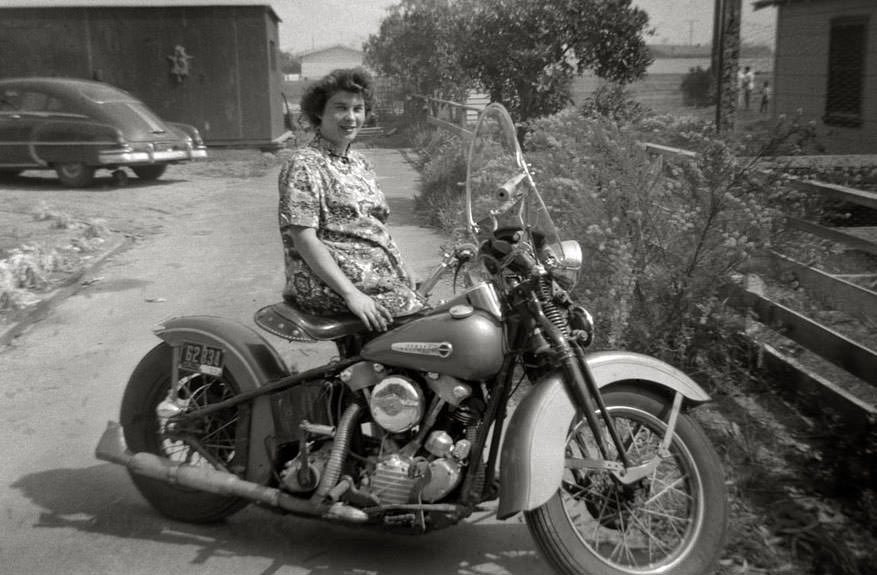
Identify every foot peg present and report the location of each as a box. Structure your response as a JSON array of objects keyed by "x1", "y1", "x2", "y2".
[{"x1": 325, "y1": 502, "x2": 369, "y2": 523}]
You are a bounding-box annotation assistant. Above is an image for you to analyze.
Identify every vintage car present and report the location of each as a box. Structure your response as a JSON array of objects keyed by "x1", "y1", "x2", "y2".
[{"x1": 0, "y1": 77, "x2": 207, "y2": 187}]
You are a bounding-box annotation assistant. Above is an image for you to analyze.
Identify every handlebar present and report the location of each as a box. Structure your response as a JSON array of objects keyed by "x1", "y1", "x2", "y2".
[
  {"x1": 415, "y1": 243, "x2": 478, "y2": 300},
  {"x1": 495, "y1": 172, "x2": 527, "y2": 203}
]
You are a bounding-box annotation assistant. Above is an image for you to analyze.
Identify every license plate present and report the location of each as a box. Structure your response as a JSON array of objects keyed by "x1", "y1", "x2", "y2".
[{"x1": 179, "y1": 342, "x2": 224, "y2": 376}]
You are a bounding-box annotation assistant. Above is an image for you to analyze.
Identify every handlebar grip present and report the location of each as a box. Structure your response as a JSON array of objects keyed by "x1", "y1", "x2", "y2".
[{"x1": 494, "y1": 171, "x2": 527, "y2": 202}]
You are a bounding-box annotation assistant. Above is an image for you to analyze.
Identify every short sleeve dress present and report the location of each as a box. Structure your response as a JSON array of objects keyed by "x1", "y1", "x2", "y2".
[{"x1": 278, "y1": 134, "x2": 420, "y2": 316}]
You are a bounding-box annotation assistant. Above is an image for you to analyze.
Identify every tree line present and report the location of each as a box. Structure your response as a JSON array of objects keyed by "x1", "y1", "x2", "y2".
[{"x1": 362, "y1": 0, "x2": 653, "y2": 123}]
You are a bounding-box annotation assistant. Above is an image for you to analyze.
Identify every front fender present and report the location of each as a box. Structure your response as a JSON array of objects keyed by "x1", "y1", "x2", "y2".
[
  {"x1": 153, "y1": 315, "x2": 291, "y2": 484},
  {"x1": 496, "y1": 351, "x2": 710, "y2": 520}
]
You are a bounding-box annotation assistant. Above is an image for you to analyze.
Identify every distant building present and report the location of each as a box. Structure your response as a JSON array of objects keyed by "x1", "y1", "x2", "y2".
[
  {"x1": 298, "y1": 45, "x2": 365, "y2": 80},
  {"x1": 0, "y1": 0, "x2": 289, "y2": 147},
  {"x1": 755, "y1": 0, "x2": 876, "y2": 153},
  {"x1": 648, "y1": 44, "x2": 713, "y2": 59}
]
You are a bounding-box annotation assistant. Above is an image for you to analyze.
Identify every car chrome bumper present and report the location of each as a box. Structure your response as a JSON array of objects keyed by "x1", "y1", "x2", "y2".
[{"x1": 97, "y1": 148, "x2": 207, "y2": 166}]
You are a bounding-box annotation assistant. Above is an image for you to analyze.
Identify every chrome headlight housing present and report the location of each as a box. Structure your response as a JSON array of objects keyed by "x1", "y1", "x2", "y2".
[{"x1": 543, "y1": 240, "x2": 582, "y2": 290}]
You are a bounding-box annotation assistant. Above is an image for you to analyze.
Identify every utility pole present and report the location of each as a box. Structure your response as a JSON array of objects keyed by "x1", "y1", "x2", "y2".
[{"x1": 712, "y1": 0, "x2": 742, "y2": 133}]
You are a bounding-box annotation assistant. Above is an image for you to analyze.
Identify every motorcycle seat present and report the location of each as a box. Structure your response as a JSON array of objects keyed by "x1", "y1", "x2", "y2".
[{"x1": 254, "y1": 301, "x2": 364, "y2": 342}]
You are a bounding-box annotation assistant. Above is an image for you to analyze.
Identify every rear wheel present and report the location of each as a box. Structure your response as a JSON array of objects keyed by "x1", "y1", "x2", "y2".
[
  {"x1": 120, "y1": 342, "x2": 250, "y2": 523},
  {"x1": 55, "y1": 162, "x2": 95, "y2": 187},
  {"x1": 525, "y1": 387, "x2": 728, "y2": 575},
  {"x1": 132, "y1": 164, "x2": 167, "y2": 181}
]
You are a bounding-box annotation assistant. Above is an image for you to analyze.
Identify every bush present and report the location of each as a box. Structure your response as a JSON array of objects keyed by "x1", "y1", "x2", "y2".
[
  {"x1": 526, "y1": 108, "x2": 834, "y2": 373},
  {"x1": 413, "y1": 95, "x2": 833, "y2": 378},
  {"x1": 680, "y1": 66, "x2": 714, "y2": 107},
  {"x1": 412, "y1": 128, "x2": 468, "y2": 231}
]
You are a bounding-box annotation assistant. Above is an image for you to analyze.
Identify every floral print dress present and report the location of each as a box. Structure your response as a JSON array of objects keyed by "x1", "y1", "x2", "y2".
[{"x1": 278, "y1": 135, "x2": 420, "y2": 316}]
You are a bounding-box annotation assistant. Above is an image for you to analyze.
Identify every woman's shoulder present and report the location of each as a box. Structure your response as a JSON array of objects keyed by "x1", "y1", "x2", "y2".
[
  {"x1": 285, "y1": 142, "x2": 325, "y2": 163},
  {"x1": 280, "y1": 142, "x2": 329, "y2": 174},
  {"x1": 348, "y1": 148, "x2": 373, "y2": 171}
]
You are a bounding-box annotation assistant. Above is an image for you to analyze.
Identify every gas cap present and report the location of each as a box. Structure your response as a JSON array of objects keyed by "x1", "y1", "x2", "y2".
[{"x1": 449, "y1": 304, "x2": 474, "y2": 319}]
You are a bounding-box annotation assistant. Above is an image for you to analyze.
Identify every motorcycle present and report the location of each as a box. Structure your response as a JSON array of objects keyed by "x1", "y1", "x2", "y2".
[{"x1": 96, "y1": 103, "x2": 728, "y2": 575}]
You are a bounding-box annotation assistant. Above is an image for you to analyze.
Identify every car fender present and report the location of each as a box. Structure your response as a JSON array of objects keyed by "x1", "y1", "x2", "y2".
[
  {"x1": 31, "y1": 118, "x2": 121, "y2": 165},
  {"x1": 153, "y1": 315, "x2": 291, "y2": 484},
  {"x1": 496, "y1": 351, "x2": 711, "y2": 520},
  {"x1": 166, "y1": 121, "x2": 205, "y2": 147}
]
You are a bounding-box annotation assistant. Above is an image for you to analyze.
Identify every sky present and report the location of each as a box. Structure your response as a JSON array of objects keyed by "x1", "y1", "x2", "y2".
[{"x1": 274, "y1": 1, "x2": 777, "y2": 54}]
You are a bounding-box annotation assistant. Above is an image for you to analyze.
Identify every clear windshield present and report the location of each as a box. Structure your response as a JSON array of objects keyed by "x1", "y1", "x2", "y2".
[{"x1": 465, "y1": 103, "x2": 566, "y2": 264}]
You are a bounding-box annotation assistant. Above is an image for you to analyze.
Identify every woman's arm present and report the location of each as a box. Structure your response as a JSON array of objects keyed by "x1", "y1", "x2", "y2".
[{"x1": 287, "y1": 226, "x2": 394, "y2": 331}]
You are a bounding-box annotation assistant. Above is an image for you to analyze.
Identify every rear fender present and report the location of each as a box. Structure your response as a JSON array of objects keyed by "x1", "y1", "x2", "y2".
[
  {"x1": 153, "y1": 316, "x2": 291, "y2": 484},
  {"x1": 497, "y1": 351, "x2": 710, "y2": 519}
]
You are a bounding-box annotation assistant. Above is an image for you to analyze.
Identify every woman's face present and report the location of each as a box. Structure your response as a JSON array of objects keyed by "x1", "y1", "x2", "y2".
[{"x1": 319, "y1": 90, "x2": 366, "y2": 152}]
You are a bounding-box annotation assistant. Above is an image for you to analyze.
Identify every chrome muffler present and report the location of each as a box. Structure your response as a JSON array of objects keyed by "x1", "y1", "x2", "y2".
[{"x1": 95, "y1": 421, "x2": 325, "y2": 517}]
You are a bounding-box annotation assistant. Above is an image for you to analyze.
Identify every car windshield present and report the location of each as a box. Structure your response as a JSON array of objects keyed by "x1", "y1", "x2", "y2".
[{"x1": 77, "y1": 84, "x2": 168, "y2": 134}]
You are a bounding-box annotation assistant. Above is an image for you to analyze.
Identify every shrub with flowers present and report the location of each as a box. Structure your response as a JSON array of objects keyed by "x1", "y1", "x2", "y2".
[
  {"x1": 523, "y1": 106, "x2": 820, "y2": 372},
  {"x1": 413, "y1": 95, "x2": 826, "y2": 377},
  {"x1": 413, "y1": 128, "x2": 468, "y2": 231}
]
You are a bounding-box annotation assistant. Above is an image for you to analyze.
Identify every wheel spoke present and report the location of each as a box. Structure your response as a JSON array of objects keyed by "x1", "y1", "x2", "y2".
[{"x1": 555, "y1": 405, "x2": 703, "y2": 569}]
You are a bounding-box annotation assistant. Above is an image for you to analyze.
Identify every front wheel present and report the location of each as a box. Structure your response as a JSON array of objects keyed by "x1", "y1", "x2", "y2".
[
  {"x1": 131, "y1": 164, "x2": 167, "y2": 181},
  {"x1": 55, "y1": 162, "x2": 95, "y2": 187},
  {"x1": 525, "y1": 387, "x2": 728, "y2": 575},
  {"x1": 120, "y1": 342, "x2": 250, "y2": 523}
]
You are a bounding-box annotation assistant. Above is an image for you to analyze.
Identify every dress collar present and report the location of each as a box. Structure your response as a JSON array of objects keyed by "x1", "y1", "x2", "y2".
[{"x1": 310, "y1": 132, "x2": 351, "y2": 160}]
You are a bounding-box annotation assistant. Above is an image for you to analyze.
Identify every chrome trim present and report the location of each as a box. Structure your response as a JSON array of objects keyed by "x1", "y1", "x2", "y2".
[{"x1": 97, "y1": 148, "x2": 207, "y2": 165}]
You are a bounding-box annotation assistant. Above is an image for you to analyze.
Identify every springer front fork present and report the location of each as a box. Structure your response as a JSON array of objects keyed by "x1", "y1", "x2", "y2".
[{"x1": 528, "y1": 293, "x2": 682, "y2": 483}]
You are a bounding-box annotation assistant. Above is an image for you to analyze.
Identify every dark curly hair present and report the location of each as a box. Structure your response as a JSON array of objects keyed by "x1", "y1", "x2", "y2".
[{"x1": 299, "y1": 67, "x2": 375, "y2": 128}]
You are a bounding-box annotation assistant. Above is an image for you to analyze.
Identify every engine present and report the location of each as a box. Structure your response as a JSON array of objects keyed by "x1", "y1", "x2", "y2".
[
  {"x1": 280, "y1": 364, "x2": 485, "y2": 511},
  {"x1": 364, "y1": 370, "x2": 478, "y2": 505}
]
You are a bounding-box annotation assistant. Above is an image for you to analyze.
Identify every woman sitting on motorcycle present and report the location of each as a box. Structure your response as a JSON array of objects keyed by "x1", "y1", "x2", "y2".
[{"x1": 277, "y1": 67, "x2": 419, "y2": 332}]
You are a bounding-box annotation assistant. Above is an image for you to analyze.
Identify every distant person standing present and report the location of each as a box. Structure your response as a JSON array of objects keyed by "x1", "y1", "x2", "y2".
[
  {"x1": 759, "y1": 81, "x2": 771, "y2": 113},
  {"x1": 741, "y1": 66, "x2": 755, "y2": 110}
]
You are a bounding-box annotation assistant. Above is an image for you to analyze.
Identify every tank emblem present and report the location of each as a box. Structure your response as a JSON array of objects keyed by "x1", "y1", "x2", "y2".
[{"x1": 391, "y1": 342, "x2": 453, "y2": 358}]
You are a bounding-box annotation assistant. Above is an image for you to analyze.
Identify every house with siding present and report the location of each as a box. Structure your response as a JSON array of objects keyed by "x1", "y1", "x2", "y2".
[
  {"x1": 298, "y1": 45, "x2": 365, "y2": 80},
  {"x1": 0, "y1": 0, "x2": 288, "y2": 147},
  {"x1": 755, "y1": 0, "x2": 876, "y2": 153}
]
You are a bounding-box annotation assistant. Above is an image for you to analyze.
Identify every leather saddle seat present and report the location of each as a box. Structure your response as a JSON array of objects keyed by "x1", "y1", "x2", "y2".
[{"x1": 254, "y1": 301, "x2": 365, "y2": 342}]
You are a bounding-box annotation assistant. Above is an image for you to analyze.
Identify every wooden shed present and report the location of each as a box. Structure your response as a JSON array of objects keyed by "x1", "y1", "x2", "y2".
[
  {"x1": 0, "y1": 0, "x2": 288, "y2": 147},
  {"x1": 755, "y1": 0, "x2": 877, "y2": 153}
]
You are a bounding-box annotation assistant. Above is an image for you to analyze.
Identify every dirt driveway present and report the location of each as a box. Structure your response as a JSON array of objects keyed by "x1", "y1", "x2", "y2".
[
  {"x1": 0, "y1": 147, "x2": 448, "y2": 341},
  {"x1": 1, "y1": 146, "x2": 874, "y2": 575}
]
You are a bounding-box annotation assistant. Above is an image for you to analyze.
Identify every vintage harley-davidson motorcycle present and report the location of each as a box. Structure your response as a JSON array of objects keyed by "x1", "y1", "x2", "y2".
[{"x1": 96, "y1": 103, "x2": 728, "y2": 575}]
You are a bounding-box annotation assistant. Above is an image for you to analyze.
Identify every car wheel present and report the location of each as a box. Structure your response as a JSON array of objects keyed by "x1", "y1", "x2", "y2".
[
  {"x1": 131, "y1": 165, "x2": 167, "y2": 181},
  {"x1": 55, "y1": 163, "x2": 95, "y2": 188}
]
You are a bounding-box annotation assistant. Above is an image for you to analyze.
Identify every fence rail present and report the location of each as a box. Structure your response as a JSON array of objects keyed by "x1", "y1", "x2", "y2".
[
  {"x1": 413, "y1": 95, "x2": 482, "y2": 137},
  {"x1": 646, "y1": 147, "x2": 877, "y2": 427}
]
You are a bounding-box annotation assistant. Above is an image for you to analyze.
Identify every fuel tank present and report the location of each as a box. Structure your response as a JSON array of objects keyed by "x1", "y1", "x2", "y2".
[{"x1": 361, "y1": 307, "x2": 505, "y2": 380}]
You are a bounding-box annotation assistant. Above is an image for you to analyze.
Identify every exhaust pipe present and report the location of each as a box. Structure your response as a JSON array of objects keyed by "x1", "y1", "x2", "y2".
[{"x1": 95, "y1": 421, "x2": 325, "y2": 517}]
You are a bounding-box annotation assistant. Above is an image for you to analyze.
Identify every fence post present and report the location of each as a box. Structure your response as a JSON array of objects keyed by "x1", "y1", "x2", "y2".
[{"x1": 713, "y1": 0, "x2": 742, "y2": 133}]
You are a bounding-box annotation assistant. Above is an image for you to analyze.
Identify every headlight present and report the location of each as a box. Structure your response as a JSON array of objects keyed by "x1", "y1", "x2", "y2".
[{"x1": 543, "y1": 240, "x2": 582, "y2": 289}]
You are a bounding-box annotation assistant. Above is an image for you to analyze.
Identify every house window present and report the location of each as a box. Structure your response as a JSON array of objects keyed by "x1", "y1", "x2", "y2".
[{"x1": 824, "y1": 17, "x2": 868, "y2": 128}]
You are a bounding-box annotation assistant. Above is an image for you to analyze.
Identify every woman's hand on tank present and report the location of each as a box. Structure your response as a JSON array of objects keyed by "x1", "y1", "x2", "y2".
[{"x1": 344, "y1": 290, "x2": 394, "y2": 331}]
